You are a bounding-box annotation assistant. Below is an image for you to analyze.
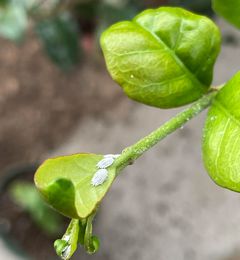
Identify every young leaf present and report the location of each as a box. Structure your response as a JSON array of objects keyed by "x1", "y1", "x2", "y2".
[
  {"x1": 35, "y1": 12, "x2": 80, "y2": 70},
  {"x1": 212, "y1": 0, "x2": 240, "y2": 29},
  {"x1": 202, "y1": 72, "x2": 240, "y2": 192},
  {"x1": 101, "y1": 7, "x2": 221, "y2": 108},
  {"x1": 54, "y1": 212, "x2": 100, "y2": 259},
  {"x1": 54, "y1": 219, "x2": 79, "y2": 260},
  {"x1": 34, "y1": 153, "x2": 117, "y2": 219},
  {"x1": 83, "y1": 211, "x2": 100, "y2": 254}
]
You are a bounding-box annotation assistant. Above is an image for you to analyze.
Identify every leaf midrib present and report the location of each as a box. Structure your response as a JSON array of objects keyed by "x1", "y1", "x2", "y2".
[{"x1": 133, "y1": 20, "x2": 207, "y2": 92}]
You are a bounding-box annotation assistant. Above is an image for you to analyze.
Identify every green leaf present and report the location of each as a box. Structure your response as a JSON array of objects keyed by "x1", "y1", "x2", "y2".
[
  {"x1": 84, "y1": 211, "x2": 100, "y2": 254},
  {"x1": 10, "y1": 181, "x2": 63, "y2": 235},
  {"x1": 35, "y1": 12, "x2": 80, "y2": 70},
  {"x1": 34, "y1": 153, "x2": 117, "y2": 219},
  {"x1": 54, "y1": 219, "x2": 79, "y2": 260},
  {"x1": 0, "y1": 3, "x2": 27, "y2": 42},
  {"x1": 101, "y1": 7, "x2": 221, "y2": 108},
  {"x1": 54, "y1": 212, "x2": 100, "y2": 259},
  {"x1": 202, "y1": 72, "x2": 240, "y2": 192},
  {"x1": 212, "y1": 0, "x2": 240, "y2": 29}
]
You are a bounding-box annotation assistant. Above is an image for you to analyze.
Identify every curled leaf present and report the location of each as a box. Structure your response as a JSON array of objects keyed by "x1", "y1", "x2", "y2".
[
  {"x1": 101, "y1": 7, "x2": 221, "y2": 108},
  {"x1": 202, "y1": 72, "x2": 240, "y2": 192},
  {"x1": 34, "y1": 153, "x2": 117, "y2": 219}
]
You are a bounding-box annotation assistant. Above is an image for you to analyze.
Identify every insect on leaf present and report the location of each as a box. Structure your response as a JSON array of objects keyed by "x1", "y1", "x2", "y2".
[
  {"x1": 101, "y1": 7, "x2": 221, "y2": 108},
  {"x1": 34, "y1": 153, "x2": 117, "y2": 219}
]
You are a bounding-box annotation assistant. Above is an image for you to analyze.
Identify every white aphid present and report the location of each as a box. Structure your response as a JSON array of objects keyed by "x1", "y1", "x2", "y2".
[
  {"x1": 104, "y1": 154, "x2": 121, "y2": 159},
  {"x1": 91, "y1": 169, "x2": 108, "y2": 186},
  {"x1": 97, "y1": 157, "x2": 114, "y2": 169}
]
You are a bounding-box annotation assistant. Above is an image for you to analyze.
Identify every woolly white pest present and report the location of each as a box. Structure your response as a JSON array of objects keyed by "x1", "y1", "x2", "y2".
[
  {"x1": 104, "y1": 154, "x2": 121, "y2": 159},
  {"x1": 97, "y1": 157, "x2": 114, "y2": 169},
  {"x1": 91, "y1": 169, "x2": 108, "y2": 186},
  {"x1": 96, "y1": 154, "x2": 121, "y2": 169}
]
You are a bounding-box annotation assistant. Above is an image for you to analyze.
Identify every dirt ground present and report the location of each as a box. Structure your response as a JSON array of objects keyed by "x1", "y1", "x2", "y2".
[{"x1": 0, "y1": 33, "x2": 126, "y2": 171}]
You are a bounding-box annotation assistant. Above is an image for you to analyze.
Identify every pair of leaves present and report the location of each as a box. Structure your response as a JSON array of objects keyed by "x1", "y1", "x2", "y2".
[
  {"x1": 35, "y1": 12, "x2": 81, "y2": 71},
  {"x1": 101, "y1": 7, "x2": 221, "y2": 108},
  {"x1": 54, "y1": 216, "x2": 99, "y2": 260}
]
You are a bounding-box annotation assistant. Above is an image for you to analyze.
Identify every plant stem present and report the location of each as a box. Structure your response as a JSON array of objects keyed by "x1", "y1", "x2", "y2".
[{"x1": 116, "y1": 91, "x2": 217, "y2": 172}]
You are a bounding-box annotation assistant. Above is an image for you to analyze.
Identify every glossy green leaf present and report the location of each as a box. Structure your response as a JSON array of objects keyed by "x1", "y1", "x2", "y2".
[
  {"x1": 101, "y1": 7, "x2": 221, "y2": 108},
  {"x1": 34, "y1": 153, "x2": 117, "y2": 219},
  {"x1": 35, "y1": 12, "x2": 80, "y2": 70},
  {"x1": 212, "y1": 0, "x2": 240, "y2": 29},
  {"x1": 54, "y1": 219, "x2": 79, "y2": 260},
  {"x1": 202, "y1": 72, "x2": 240, "y2": 192},
  {"x1": 0, "y1": 3, "x2": 27, "y2": 41}
]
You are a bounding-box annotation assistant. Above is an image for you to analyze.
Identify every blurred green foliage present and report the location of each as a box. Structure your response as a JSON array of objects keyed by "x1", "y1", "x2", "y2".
[
  {"x1": 0, "y1": 0, "x2": 213, "y2": 70},
  {"x1": 0, "y1": 1, "x2": 27, "y2": 42},
  {"x1": 36, "y1": 12, "x2": 80, "y2": 70},
  {"x1": 9, "y1": 181, "x2": 63, "y2": 236}
]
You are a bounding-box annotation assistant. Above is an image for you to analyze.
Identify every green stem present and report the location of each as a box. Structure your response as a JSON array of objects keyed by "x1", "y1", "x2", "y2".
[{"x1": 116, "y1": 91, "x2": 217, "y2": 171}]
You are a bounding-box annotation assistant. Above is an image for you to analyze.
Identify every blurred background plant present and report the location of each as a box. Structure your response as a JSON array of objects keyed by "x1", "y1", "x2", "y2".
[
  {"x1": 9, "y1": 181, "x2": 63, "y2": 236},
  {"x1": 0, "y1": 0, "x2": 212, "y2": 70}
]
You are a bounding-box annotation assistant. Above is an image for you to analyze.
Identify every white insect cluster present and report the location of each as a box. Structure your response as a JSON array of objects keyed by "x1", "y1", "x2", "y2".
[{"x1": 91, "y1": 154, "x2": 120, "y2": 187}]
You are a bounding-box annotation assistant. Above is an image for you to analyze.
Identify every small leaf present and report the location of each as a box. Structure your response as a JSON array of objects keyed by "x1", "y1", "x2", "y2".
[
  {"x1": 0, "y1": 3, "x2": 27, "y2": 42},
  {"x1": 54, "y1": 219, "x2": 79, "y2": 260},
  {"x1": 84, "y1": 211, "x2": 100, "y2": 254},
  {"x1": 212, "y1": 0, "x2": 240, "y2": 29},
  {"x1": 55, "y1": 212, "x2": 100, "y2": 259},
  {"x1": 202, "y1": 72, "x2": 240, "y2": 192},
  {"x1": 101, "y1": 7, "x2": 221, "y2": 108},
  {"x1": 34, "y1": 153, "x2": 117, "y2": 219},
  {"x1": 35, "y1": 12, "x2": 80, "y2": 70}
]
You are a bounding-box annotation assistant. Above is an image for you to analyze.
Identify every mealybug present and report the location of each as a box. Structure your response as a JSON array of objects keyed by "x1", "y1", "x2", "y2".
[
  {"x1": 91, "y1": 169, "x2": 108, "y2": 186},
  {"x1": 97, "y1": 157, "x2": 114, "y2": 169}
]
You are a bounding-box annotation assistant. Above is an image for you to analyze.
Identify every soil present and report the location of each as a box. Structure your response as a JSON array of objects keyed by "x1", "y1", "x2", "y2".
[{"x1": 0, "y1": 32, "x2": 125, "y2": 171}]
